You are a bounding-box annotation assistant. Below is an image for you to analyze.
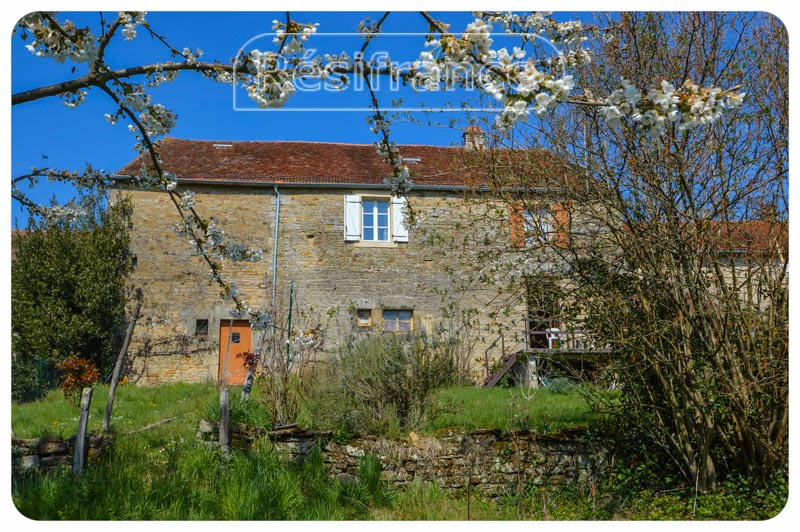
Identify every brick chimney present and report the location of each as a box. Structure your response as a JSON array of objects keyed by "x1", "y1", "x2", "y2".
[{"x1": 462, "y1": 125, "x2": 485, "y2": 150}]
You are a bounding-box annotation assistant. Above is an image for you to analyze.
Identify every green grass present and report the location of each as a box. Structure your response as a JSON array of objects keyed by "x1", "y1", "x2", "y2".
[
  {"x1": 12, "y1": 381, "x2": 218, "y2": 439},
  {"x1": 12, "y1": 437, "x2": 382, "y2": 519},
  {"x1": 12, "y1": 382, "x2": 786, "y2": 520},
  {"x1": 12, "y1": 381, "x2": 597, "y2": 441},
  {"x1": 425, "y1": 385, "x2": 597, "y2": 434}
]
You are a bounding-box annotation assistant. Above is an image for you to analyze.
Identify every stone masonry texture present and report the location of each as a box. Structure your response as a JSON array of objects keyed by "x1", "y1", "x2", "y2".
[
  {"x1": 110, "y1": 182, "x2": 527, "y2": 385},
  {"x1": 196, "y1": 422, "x2": 609, "y2": 495}
]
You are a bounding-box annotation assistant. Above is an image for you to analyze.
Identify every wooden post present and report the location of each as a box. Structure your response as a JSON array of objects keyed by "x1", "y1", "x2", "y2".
[
  {"x1": 219, "y1": 386, "x2": 231, "y2": 459},
  {"x1": 73, "y1": 387, "x2": 93, "y2": 475},
  {"x1": 104, "y1": 289, "x2": 142, "y2": 433},
  {"x1": 241, "y1": 370, "x2": 255, "y2": 401},
  {"x1": 221, "y1": 318, "x2": 233, "y2": 386}
]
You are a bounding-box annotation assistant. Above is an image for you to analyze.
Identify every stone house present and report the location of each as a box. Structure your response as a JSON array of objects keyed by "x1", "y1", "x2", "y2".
[{"x1": 111, "y1": 131, "x2": 572, "y2": 386}]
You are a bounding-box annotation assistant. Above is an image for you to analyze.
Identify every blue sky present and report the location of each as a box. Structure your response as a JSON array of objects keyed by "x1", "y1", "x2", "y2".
[
  {"x1": 10, "y1": 10, "x2": 544, "y2": 221},
  {"x1": 9, "y1": 8, "x2": 795, "y2": 222}
]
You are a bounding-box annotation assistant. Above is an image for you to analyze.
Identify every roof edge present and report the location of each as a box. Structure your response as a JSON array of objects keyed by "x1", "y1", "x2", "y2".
[{"x1": 109, "y1": 174, "x2": 553, "y2": 194}]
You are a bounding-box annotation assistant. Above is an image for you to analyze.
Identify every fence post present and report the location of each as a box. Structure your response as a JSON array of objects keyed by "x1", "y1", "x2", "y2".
[
  {"x1": 219, "y1": 386, "x2": 231, "y2": 459},
  {"x1": 73, "y1": 387, "x2": 93, "y2": 475},
  {"x1": 104, "y1": 289, "x2": 142, "y2": 433},
  {"x1": 241, "y1": 370, "x2": 255, "y2": 401}
]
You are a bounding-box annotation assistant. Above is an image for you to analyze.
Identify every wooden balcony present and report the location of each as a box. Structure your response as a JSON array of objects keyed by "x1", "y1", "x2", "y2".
[{"x1": 483, "y1": 329, "x2": 611, "y2": 388}]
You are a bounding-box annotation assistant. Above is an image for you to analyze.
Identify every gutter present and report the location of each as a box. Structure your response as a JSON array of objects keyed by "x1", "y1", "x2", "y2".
[{"x1": 109, "y1": 174, "x2": 553, "y2": 194}]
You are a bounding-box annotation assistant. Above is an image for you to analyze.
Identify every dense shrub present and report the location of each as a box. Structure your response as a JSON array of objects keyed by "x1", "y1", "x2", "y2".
[
  {"x1": 12, "y1": 194, "x2": 132, "y2": 402},
  {"x1": 203, "y1": 393, "x2": 272, "y2": 430},
  {"x1": 308, "y1": 332, "x2": 456, "y2": 436}
]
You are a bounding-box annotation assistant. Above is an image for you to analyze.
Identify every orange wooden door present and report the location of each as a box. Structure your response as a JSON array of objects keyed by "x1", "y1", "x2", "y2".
[{"x1": 219, "y1": 320, "x2": 252, "y2": 385}]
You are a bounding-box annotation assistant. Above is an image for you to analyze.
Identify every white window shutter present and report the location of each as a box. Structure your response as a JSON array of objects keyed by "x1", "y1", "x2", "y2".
[
  {"x1": 344, "y1": 195, "x2": 361, "y2": 241},
  {"x1": 392, "y1": 196, "x2": 409, "y2": 242}
]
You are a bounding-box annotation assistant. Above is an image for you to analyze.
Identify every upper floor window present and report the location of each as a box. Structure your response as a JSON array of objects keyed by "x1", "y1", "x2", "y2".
[
  {"x1": 344, "y1": 195, "x2": 409, "y2": 243},
  {"x1": 362, "y1": 199, "x2": 390, "y2": 241},
  {"x1": 523, "y1": 205, "x2": 552, "y2": 244}
]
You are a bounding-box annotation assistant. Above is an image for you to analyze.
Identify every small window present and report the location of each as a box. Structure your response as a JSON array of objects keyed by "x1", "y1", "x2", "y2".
[
  {"x1": 195, "y1": 319, "x2": 209, "y2": 341},
  {"x1": 356, "y1": 309, "x2": 372, "y2": 327},
  {"x1": 384, "y1": 310, "x2": 413, "y2": 333},
  {"x1": 231, "y1": 332, "x2": 241, "y2": 344}
]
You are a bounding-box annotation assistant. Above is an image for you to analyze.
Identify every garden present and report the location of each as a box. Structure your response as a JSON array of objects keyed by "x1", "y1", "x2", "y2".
[{"x1": 11, "y1": 334, "x2": 787, "y2": 520}]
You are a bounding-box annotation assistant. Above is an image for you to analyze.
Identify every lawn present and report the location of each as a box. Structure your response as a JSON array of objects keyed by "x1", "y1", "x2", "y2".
[
  {"x1": 11, "y1": 381, "x2": 218, "y2": 439},
  {"x1": 426, "y1": 385, "x2": 597, "y2": 434},
  {"x1": 13, "y1": 381, "x2": 597, "y2": 439}
]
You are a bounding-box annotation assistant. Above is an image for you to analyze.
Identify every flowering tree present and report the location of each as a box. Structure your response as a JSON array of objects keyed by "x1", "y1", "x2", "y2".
[{"x1": 12, "y1": 11, "x2": 745, "y2": 336}]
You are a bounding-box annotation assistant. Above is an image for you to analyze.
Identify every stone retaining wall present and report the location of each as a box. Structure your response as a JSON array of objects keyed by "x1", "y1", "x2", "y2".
[
  {"x1": 197, "y1": 422, "x2": 608, "y2": 495},
  {"x1": 12, "y1": 434, "x2": 113, "y2": 475}
]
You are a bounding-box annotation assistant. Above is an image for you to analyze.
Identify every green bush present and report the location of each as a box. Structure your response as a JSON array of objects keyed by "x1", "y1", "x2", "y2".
[
  {"x1": 12, "y1": 194, "x2": 132, "y2": 402},
  {"x1": 545, "y1": 377, "x2": 578, "y2": 395},
  {"x1": 308, "y1": 332, "x2": 455, "y2": 436}
]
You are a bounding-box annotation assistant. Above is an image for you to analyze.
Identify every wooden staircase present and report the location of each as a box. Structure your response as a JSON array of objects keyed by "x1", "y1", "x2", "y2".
[{"x1": 482, "y1": 351, "x2": 520, "y2": 387}]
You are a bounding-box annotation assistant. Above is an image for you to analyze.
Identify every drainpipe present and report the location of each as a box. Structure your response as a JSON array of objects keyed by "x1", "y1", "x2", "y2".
[
  {"x1": 270, "y1": 185, "x2": 281, "y2": 365},
  {"x1": 272, "y1": 185, "x2": 281, "y2": 310}
]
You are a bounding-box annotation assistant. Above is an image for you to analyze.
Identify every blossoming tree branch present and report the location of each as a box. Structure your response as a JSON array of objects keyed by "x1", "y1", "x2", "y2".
[{"x1": 12, "y1": 10, "x2": 745, "y2": 330}]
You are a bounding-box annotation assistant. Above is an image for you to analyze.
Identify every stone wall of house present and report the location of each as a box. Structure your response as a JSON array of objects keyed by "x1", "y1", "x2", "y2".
[
  {"x1": 12, "y1": 434, "x2": 113, "y2": 475},
  {"x1": 196, "y1": 422, "x2": 608, "y2": 495},
  {"x1": 110, "y1": 184, "x2": 527, "y2": 385}
]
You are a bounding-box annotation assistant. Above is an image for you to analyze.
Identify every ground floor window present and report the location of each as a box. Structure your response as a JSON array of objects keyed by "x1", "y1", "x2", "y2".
[
  {"x1": 383, "y1": 309, "x2": 413, "y2": 333},
  {"x1": 356, "y1": 309, "x2": 372, "y2": 327},
  {"x1": 195, "y1": 319, "x2": 209, "y2": 341}
]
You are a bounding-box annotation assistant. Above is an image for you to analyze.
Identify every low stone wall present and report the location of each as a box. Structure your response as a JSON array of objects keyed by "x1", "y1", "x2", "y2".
[
  {"x1": 197, "y1": 422, "x2": 608, "y2": 495},
  {"x1": 12, "y1": 434, "x2": 113, "y2": 475}
]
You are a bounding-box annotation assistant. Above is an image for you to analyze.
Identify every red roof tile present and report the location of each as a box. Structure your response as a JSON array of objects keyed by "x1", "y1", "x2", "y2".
[
  {"x1": 116, "y1": 137, "x2": 565, "y2": 188},
  {"x1": 711, "y1": 220, "x2": 788, "y2": 256}
]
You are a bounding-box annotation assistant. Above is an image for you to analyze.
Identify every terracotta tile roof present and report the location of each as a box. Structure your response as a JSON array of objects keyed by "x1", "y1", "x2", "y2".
[
  {"x1": 711, "y1": 220, "x2": 788, "y2": 256},
  {"x1": 116, "y1": 137, "x2": 566, "y2": 188}
]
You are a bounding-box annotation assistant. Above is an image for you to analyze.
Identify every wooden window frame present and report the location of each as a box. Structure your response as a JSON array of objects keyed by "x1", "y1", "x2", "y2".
[
  {"x1": 345, "y1": 194, "x2": 409, "y2": 244},
  {"x1": 383, "y1": 309, "x2": 413, "y2": 333},
  {"x1": 523, "y1": 205, "x2": 553, "y2": 245},
  {"x1": 361, "y1": 197, "x2": 391, "y2": 242},
  {"x1": 356, "y1": 309, "x2": 373, "y2": 327}
]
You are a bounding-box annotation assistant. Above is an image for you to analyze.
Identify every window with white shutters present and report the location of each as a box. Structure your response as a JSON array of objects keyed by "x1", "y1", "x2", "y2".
[
  {"x1": 343, "y1": 194, "x2": 409, "y2": 244},
  {"x1": 344, "y1": 195, "x2": 362, "y2": 241}
]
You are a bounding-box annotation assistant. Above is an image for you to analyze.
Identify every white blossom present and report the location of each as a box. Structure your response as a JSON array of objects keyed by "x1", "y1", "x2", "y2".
[
  {"x1": 179, "y1": 190, "x2": 196, "y2": 209},
  {"x1": 121, "y1": 24, "x2": 137, "y2": 41}
]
